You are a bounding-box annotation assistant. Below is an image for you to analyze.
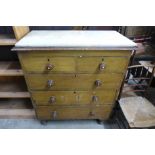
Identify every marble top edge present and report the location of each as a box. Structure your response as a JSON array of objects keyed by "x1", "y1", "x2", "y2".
[
  {"x1": 12, "y1": 46, "x2": 137, "y2": 51},
  {"x1": 15, "y1": 30, "x2": 137, "y2": 49}
]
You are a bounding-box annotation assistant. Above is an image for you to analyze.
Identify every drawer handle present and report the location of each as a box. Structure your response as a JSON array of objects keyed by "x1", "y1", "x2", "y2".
[
  {"x1": 89, "y1": 111, "x2": 95, "y2": 116},
  {"x1": 92, "y1": 96, "x2": 99, "y2": 102},
  {"x1": 95, "y1": 80, "x2": 102, "y2": 87},
  {"x1": 49, "y1": 96, "x2": 56, "y2": 104},
  {"x1": 47, "y1": 64, "x2": 54, "y2": 70},
  {"x1": 99, "y1": 63, "x2": 105, "y2": 71},
  {"x1": 47, "y1": 80, "x2": 54, "y2": 87},
  {"x1": 52, "y1": 111, "x2": 57, "y2": 119}
]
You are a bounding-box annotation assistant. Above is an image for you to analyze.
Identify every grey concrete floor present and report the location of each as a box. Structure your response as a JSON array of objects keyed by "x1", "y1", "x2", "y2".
[{"x1": 0, "y1": 119, "x2": 119, "y2": 129}]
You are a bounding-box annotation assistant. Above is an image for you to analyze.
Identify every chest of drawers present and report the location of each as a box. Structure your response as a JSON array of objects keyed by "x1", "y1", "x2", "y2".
[{"x1": 13, "y1": 30, "x2": 137, "y2": 121}]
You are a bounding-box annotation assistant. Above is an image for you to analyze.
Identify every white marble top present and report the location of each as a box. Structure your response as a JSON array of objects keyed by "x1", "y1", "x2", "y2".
[{"x1": 15, "y1": 30, "x2": 137, "y2": 50}]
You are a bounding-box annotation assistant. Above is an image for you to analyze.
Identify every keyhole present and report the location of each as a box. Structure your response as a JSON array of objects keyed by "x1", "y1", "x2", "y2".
[{"x1": 102, "y1": 58, "x2": 104, "y2": 61}]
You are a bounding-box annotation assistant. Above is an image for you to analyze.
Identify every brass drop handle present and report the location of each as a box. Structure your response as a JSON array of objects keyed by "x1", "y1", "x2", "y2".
[
  {"x1": 95, "y1": 80, "x2": 102, "y2": 87},
  {"x1": 52, "y1": 111, "x2": 57, "y2": 119},
  {"x1": 47, "y1": 64, "x2": 54, "y2": 70},
  {"x1": 92, "y1": 96, "x2": 98, "y2": 102},
  {"x1": 47, "y1": 80, "x2": 54, "y2": 87},
  {"x1": 49, "y1": 96, "x2": 56, "y2": 104},
  {"x1": 99, "y1": 63, "x2": 105, "y2": 71}
]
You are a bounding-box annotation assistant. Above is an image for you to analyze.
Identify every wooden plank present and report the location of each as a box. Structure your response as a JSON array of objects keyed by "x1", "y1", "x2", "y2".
[
  {"x1": 0, "y1": 61, "x2": 23, "y2": 76},
  {"x1": 0, "y1": 98, "x2": 33, "y2": 109},
  {"x1": 0, "y1": 109, "x2": 35, "y2": 119},
  {"x1": 0, "y1": 34, "x2": 16, "y2": 45},
  {"x1": 0, "y1": 92, "x2": 30, "y2": 98},
  {"x1": 121, "y1": 84, "x2": 137, "y2": 98},
  {"x1": 73, "y1": 26, "x2": 83, "y2": 30},
  {"x1": 13, "y1": 26, "x2": 30, "y2": 40},
  {"x1": 139, "y1": 61, "x2": 155, "y2": 76},
  {"x1": 0, "y1": 76, "x2": 27, "y2": 92},
  {"x1": 0, "y1": 76, "x2": 29, "y2": 98},
  {"x1": 0, "y1": 61, "x2": 21, "y2": 69},
  {"x1": 0, "y1": 69, "x2": 23, "y2": 76}
]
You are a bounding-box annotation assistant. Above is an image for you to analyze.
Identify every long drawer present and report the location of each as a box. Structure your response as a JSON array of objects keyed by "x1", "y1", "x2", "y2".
[
  {"x1": 31, "y1": 90, "x2": 117, "y2": 106},
  {"x1": 19, "y1": 55, "x2": 129, "y2": 73},
  {"x1": 36, "y1": 105, "x2": 113, "y2": 120},
  {"x1": 26, "y1": 73, "x2": 123, "y2": 90}
]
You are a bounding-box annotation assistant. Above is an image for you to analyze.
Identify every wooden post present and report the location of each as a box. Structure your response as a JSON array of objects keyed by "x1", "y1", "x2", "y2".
[{"x1": 13, "y1": 26, "x2": 30, "y2": 41}]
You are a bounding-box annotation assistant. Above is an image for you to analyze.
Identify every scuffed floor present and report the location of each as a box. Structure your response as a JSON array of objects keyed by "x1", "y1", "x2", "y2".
[{"x1": 0, "y1": 119, "x2": 119, "y2": 129}]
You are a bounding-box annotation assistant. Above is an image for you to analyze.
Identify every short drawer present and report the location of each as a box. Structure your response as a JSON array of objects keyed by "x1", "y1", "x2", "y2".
[
  {"x1": 35, "y1": 105, "x2": 113, "y2": 120},
  {"x1": 19, "y1": 56, "x2": 76, "y2": 73},
  {"x1": 77, "y1": 56, "x2": 129, "y2": 73},
  {"x1": 31, "y1": 90, "x2": 117, "y2": 106},
  {"x1": 26, "y1": 73, "x2": 123, "y2": 91}
]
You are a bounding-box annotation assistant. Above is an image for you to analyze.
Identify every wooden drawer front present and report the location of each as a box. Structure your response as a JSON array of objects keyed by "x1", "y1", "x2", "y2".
[
  {"x1": 31, "y1": 90, "x2": 117, "y2": 106},
  {"x1": 19, "y1": 53, "x2": 130, "y2": 74},
  {"x1": 19, "y1": 56, "x2": 76, "y2": 73},
  {"x1": 18, "y1": 50, "x2": 131, "y2": 57},
  {"x1": 36, "y1": 105, "x2": 113, "y2": 120},
  {"x1": 26, "y1": 73, "x2": 123, "y2": 90},
  {"x1": 77, "y1": 56, "x2": 129, "y2": 73}
]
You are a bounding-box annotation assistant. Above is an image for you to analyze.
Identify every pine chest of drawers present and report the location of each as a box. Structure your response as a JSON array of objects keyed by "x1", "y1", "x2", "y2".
[{"x1": 13, "y1": 30, "x2": 137, "y2": 121}]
